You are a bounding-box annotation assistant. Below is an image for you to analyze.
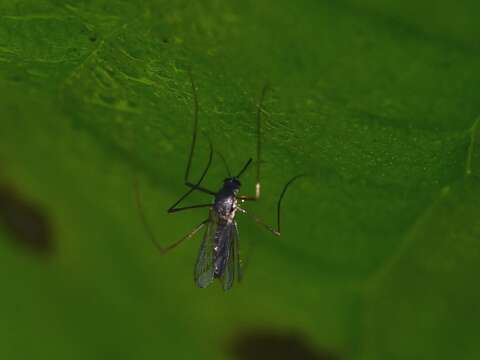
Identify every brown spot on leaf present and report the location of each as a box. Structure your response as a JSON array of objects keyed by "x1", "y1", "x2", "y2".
[
  {"x1": 229, "y1": 328, "x2": 338, "y2": 360},
  {"x1": 0, "y1": 183, "x2": 53, "y2": 256}
]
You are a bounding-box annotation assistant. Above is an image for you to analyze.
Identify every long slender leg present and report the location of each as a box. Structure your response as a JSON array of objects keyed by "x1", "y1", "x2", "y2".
[
  {"x1": 168, "y1": 204, "x2": 212, "y2": 213},
  {"x1": 236, "y1": 85, "x2": 304, "y2": 233},
  {"x1": 184, "y1": 182, "x2": 216, "y2": 195},
  {"x1": 168, "y1": 137, "x2": 214, "y2": 213},
  {"x1": 134, "y1": 70, "x2": 215, "y2": 252},
  {"x1": 238, "y1": 174, "x2": 304, "y2": 235},
  {"x1": 237, "y1": 207, "x2": 279, "y2": 236},
  {"x1": 238, "y1": 195, "x2": 256, "y2": 201},
  {"x1": 276, "y1": 174, "x2": 304, "y2": 233},
  {"x1": 254, "y1": 84, "x2": 268, "y2": 198},
  {"x1": 176, "y1": 69, "x2": 217, "y2": 198},
  {"x1": 237, "y1": 83, "x2": 269, "y2": 198},
  {"x1": 134, "y1": 178, "x2": 211, "y2": 254},
  {"x1": 158, "y1": 219, "x2": 209, "y2": 254},
  {"x1": 184, "y1": 68, "x2": 199, "y2": 184}
]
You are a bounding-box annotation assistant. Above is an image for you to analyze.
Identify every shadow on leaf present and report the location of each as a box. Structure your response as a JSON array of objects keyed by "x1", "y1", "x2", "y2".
[{"x1": 229, "y1": 328, "x2": 338, "y2": 360}]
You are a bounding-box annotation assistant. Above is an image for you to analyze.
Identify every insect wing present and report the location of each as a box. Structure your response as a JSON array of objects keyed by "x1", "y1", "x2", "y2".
[
  {"x1": 221, "y1": 222, "x2": 241, "y2": 291},
  {"x1": 233, "y1": 222, "x2": 243, "y2": 282},
  {"x1": 194, "y1": 213, "x2": 217, "y2": 288}
]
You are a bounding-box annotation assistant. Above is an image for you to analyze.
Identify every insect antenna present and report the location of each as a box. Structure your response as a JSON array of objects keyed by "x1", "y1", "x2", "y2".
[
  {"x1": 236, "y1": 158, "x2": 253, "y2": 178},
  {"x1": 215, "y1": 150, "x2": 232, "y2": 177}
]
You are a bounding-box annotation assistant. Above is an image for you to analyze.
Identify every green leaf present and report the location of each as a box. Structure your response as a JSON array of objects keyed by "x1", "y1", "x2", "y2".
[
  {"x1": 0, "y1": 1, "x2": 479, "y2": 359},
  {"x1": 363, "y1": 176, "x2": 480, "y2": 360}
]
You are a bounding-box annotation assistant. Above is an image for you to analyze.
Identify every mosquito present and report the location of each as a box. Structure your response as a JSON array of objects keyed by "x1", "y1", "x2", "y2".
[{"x1": 135, "y1": 71, "x2": 303, "y2": 290}]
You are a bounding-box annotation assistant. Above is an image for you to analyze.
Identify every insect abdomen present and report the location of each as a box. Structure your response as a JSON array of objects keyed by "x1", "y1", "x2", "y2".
[{"x1": 213, "y1": 221, "x2": 230, "y2": 278}]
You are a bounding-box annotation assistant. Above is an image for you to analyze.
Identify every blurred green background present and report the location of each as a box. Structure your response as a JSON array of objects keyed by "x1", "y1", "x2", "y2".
[{"x1": 1, "y1": 0, "x2": 479, "y2": 359}]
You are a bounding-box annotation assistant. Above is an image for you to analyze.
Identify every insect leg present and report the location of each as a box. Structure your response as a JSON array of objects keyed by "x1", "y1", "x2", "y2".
[
  {"x1": 183, "y1": 68, "x2": 200, "y2": 185},
  {"x1": 254, "y1": 84, "x2": 268, "y2": 199},
  {"x1": 239, "y1": 174, "x2": 304, "y2": 234},
  {"x1": 158, "y1": 219, "x2": 209, "y2": 254},
  {"x1": 135, "y1": 141, "x2": 212, "y2": 250},
  {"x1": 182, "y1": 69, "x2": 216, "y2": 194},
  {"x1": 184, "y1": 182, "x2": 216, "y2": 196},
  {"x1": 168, "y1": 203, "x2": 212, "y2": 213},
  {"x1": 178, "y1": 69, "x2": 218, "y2": 197},
  {"x1": 275, "y1": 174, "x2": 304, "y2": 234},
  {"x1": 134, "y1": 178, "x2": 211, "y2": 254},
  {"x1": 237, "y1": 83, "x2": 269, "y2": 199},
  {"x1": 168, "y1": 139, "x2": 214, "y2": 212},
  {"x1": 237, "y1": 207, "x2": 279, "y2": 236}
]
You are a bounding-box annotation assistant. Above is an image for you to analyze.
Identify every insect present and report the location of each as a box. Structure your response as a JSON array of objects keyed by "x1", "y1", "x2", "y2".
[{"x1": 135, "y1": 71, "x2": 303, "y2": 290}]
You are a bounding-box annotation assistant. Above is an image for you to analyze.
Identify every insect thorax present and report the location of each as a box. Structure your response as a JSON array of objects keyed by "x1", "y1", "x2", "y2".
[{"x1": 214, "y1": 191, "x2": 238, "y2": 222}]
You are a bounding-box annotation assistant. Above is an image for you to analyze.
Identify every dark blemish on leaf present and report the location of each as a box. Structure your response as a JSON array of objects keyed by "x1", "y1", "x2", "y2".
[
  {"x1": 229, "y1": 328, "x2": 338, "y2": 360},
  {"x1": 99, "y1": 94, "x2": 115, "y2": 105},
  {"x1": 162, "y1": 37, "x2": 169, "y2": 44},
  {"x1": 0, "y1": 184, "x2": 54, "y2": 256},
  {"x1": 10, "y1": 74, "x2": 23, "y2": 82},
  {"x1": 89, "y1": 35, "x2": 97, "y2": 42}
]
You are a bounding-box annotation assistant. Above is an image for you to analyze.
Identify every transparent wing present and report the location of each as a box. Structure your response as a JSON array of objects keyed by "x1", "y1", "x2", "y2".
[
  {"x1": 194, "y1": 211, "x2": 217, "y2": 288},
  {"x1": 221, "y1": 222, "x2": 240, "y2": 291},
  {"x1": 234, "y1": 222, "x2": 243, "y2": 282}
]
